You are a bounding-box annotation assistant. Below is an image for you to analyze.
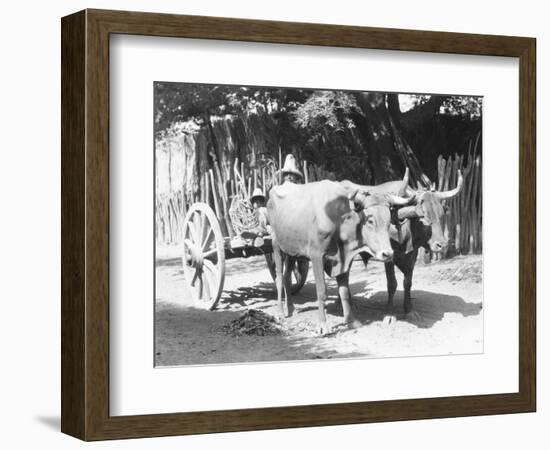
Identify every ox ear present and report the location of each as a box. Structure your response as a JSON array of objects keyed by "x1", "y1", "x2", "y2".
[
  {"x1": 346, "y1": 187, "x2": 359, "y2": 201},
  {"x1": 351, "y1": 189, "x2": 372, "y2": 211},
  {"x1": 340, "y1": 211, "x2": 360, "y2": 242},
  {"x1": 397, "y1": 204, "x2": 424, "y2": 220},
  {"x1": 397, "y1": 205, "x2": 421, "y2": 221}
]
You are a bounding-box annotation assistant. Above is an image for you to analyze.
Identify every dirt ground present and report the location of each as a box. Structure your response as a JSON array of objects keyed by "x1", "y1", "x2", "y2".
[{"x1": 155, "y1": 246, "x2": 483, "y2": 367}]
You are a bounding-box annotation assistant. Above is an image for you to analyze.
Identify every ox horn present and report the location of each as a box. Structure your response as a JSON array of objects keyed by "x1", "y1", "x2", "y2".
[
  {"x1": 340, "y1": 180, "x2": 360, "y2": 201},
  {"x1": 398, "y1": 167, "x2": 410, "y2": 197},
  {"x1": 388, "y1": 193, "x2": 414, "y2": 206},
  {"x1": 346, "y1": 187, "x2": 359, "y2": 201},
  {"x1": 435, "y1": 170, "x2": 463, "y2": 200}
]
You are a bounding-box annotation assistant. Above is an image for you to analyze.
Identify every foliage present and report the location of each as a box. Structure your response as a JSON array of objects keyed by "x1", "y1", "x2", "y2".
[
  {"x1": 154, "y1": 83, "x2": 483, "y2": 187},
  {"x1": 292, "y1": 90, "x2": 361, "y2": 132},
  {"x1": 399, "y1": 94, "x2": 481, "y2": 119},
  {"x1": 155, "y1": 83, "x2": 482, "y2": 139},
  {"x1": 399, "y1": 94, "x2": 431, "y2": 112},
  {"x1": 154, "y1": 82, "x2": 310, "y2": 138},
  {"x1": 440, "y1": 96, "x2": 482, "y2": 119}
]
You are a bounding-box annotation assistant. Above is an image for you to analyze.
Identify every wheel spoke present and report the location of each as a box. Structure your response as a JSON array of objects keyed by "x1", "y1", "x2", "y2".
[
  {"x1": 202, "y1": 264, "x2": 213, "y2": 302},
  {"x1": 194, "y1": 212, "x2": 203, "y2": 247},
  {"x1": 199, "y1": 212, "x2": 208, "y2": 248},
  {"x1": 182, "y1": 239, "x2": 194, "y2": 265},
  {"x1": 202, "y1": 226, "x2": 214, "y2": 252},
  {"x1": 181, "y1": 203, "x2": 225, "y2": 310},
  {"x1": 190, "y1": 266, "x2": 200, "y2": 287},
  {"x1": 187, "y1": 217, "x2": 199, "y2": 243},
  {"x1": 292, "y1": 265, "x2": 301, "y2": 284},
  {"x1": 203, "y1": 248, "x2": 217, "y2": 261},
  {"x1": 190, "y1": 212, "x2": 201, "y2": 246},
  {"x1": 197, "y1": 271, "x2": 204, "y2": 300},
  {"x1": 203, "y1": 260, "x2": 219, "y2": 285}
]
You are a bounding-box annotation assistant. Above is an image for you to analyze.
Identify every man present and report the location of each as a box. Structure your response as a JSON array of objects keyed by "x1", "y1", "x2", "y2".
[
  {"x1": 243, "y1": 154, "x2": 303, "y2": 246},
  {"x1": 249, "y1": 188, "x2": 270, "y2": 247},
  {"x1": 280, "y1": 154, "x2": 303, "y2": 184}
]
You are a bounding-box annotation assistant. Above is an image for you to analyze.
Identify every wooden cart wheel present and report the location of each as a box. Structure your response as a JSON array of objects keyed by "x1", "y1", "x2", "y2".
[
  {"x1": 181, "y1": 203, "x2": 226, "y2": 310},
  {"x1": 264, "y1": 253, "x2": 309, "y2": 294}
]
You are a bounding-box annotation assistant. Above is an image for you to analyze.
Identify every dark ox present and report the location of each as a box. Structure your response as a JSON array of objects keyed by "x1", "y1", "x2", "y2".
[
  {"x1": 359, "y1": 170, "x2": 463, "y2": 319},
  {"x1": 267, "y1": 179, "x2": 411, "y2": 334}
]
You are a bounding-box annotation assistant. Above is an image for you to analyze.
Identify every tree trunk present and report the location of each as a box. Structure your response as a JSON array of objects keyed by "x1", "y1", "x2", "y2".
[
  {"x1": 168, "y1": 146, "x2": 172, "y2": 192},
  {"x1": 386, "y1": 95, "x2": 432, "y2": 188},
  {"x1": 350, "y1": 92, "x2": 431, "y2": 185},
  {"x1": 204, "y1": 112, "x2": 221, "y2": 171}
]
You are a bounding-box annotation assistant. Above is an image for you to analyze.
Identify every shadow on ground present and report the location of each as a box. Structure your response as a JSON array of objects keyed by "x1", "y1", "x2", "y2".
[
  {"x1": 231, "y1": 277, "x2": 483, "y2": 330},
  {"x1": 156, "y1": 278, "x2": 481, "y2": 366},
  {"x1": 155, "y1": 301, "x2": 366, "y2": 366},
  {"x1": 344, "y1": 287, "x2": 483, "y2": 329},
  {"x1": 217, "y1": 282, "x2": 276, "y2": 310}
]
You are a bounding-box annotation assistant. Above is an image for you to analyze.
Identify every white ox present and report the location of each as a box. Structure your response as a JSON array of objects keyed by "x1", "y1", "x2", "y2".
[{"x1": 267, "y1": 178, "x2": 410, "y2": 334}]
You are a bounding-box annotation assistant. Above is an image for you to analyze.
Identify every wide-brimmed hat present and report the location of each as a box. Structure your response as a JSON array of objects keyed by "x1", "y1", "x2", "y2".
[
  {"x1": 281, "y1": 154, "x2": 303, "y2": 179},
  {"x1": 250, "y1": 188, "x2": 265, "y2": 204}
]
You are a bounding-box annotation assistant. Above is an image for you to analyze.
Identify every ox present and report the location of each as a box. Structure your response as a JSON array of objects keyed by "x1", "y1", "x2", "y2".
[
  {"x1": 267, "y1": 179, "x2": 411, "y2": 334},
  {"x1": 356, "y1": 170, "x2": 464, "y2": 320}
]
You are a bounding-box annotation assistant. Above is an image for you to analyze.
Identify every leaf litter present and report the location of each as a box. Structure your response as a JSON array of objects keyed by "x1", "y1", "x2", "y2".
[{"x1": 221, "y1": 309, "x2": 283, "y2": 337}]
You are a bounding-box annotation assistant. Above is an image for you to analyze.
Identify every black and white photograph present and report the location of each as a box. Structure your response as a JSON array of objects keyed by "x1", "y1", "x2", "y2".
[
  {"x1": 1, "y1": 0, "x2": 544, "y2": 445},
  {"x1": 154, "y1": 82, "x2": 483, "y2": 367}
]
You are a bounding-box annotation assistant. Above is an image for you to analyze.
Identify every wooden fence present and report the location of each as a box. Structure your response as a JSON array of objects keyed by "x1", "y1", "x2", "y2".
[
  {"x1": 156, "y1": 151, "x2": 482, "y2": 257},
  {"x1": 436, "y1": 151, "x2": 482, "y2": 257},
  {"x1": 155, "y1": 148, "x2": 343, "y2": 245}
]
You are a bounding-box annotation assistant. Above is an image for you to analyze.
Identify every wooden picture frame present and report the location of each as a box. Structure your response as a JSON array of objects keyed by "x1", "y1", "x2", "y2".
[{"x1": 61, "y1": 8, "x2": 536, "y2": 441}]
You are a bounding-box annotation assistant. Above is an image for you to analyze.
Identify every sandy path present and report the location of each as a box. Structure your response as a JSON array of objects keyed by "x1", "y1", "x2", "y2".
[{"x1": 155, "y1": 248, "x2": 483, "y2": 366}]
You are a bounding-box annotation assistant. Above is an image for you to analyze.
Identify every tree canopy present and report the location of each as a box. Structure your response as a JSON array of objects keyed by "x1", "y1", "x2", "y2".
[{"x1": 154, "y1": 82, "x2": 481, "y2": 185}]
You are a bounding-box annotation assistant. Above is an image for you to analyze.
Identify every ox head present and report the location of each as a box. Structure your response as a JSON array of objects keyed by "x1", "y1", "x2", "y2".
[
  {"x1": 400, "y1": 170, "x2": 463, "y2": 252},
  {"x1": 348, "y1": 189, "x2": 413, "y2": 262}
]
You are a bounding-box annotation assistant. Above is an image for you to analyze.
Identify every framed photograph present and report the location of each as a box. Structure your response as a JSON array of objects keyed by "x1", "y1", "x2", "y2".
[{"x1": 61, "y1": 9, "x2": 536, "y2": 441}]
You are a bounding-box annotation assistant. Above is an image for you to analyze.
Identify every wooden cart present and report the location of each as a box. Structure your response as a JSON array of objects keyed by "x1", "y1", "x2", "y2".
[{"x1": 181, "y1": 202, "x2": 309, "y2": 310}]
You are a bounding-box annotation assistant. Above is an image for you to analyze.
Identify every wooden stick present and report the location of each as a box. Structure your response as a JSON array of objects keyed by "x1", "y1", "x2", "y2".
[
  {"x1": 473, "y1": 130, "x2": 481, "y2": 155},
  {"x1": 462, "y1": 156, "x2": 476, "y2": 251},
  {"x1": 209, "y1": 170, "x2": 222, "y2": 218},
  {"x1": 437, "y1": 155, "x2": 444, "y2": 191},
  {"x1": 279, "y1": 147, "x2": 282, "y2": 184},
  {"x1": 205, "y1": 173, "x2": 210, "y2": 208},
  {"x1": 472, "y1": 157, "x2": 481, "y2": 251},
  {"x1": 476, "y1": 155, "x2": 483, "y2": 252},
  {"x1": 443, "y1": 155, "x2": 452, "y2": 191},
  {"x1": 214, "y1": 162, "x2": 228, "y2": 211}
]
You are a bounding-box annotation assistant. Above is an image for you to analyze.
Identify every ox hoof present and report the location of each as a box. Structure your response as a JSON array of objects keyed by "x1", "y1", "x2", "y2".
[
  {"x1": 404, "y1": 310, "x2": 421, "y2": 322},
  {"x1": 279, "y1": 310, "x2": 293, "y2": 319},
  {"x1": 382, "y1": 315, "x2": 397, "y2": 327},
  {"x1": 316, "y1": 321, "x2": 333, "y2": 336},
  {"x1": 347, "y1": 319, "x2": 362, "y2": 330}
]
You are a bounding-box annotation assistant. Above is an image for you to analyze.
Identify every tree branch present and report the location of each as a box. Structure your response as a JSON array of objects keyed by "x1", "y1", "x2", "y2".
[{"x1": 400, "y1": 96, "x2": 449, "y2": 129}]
